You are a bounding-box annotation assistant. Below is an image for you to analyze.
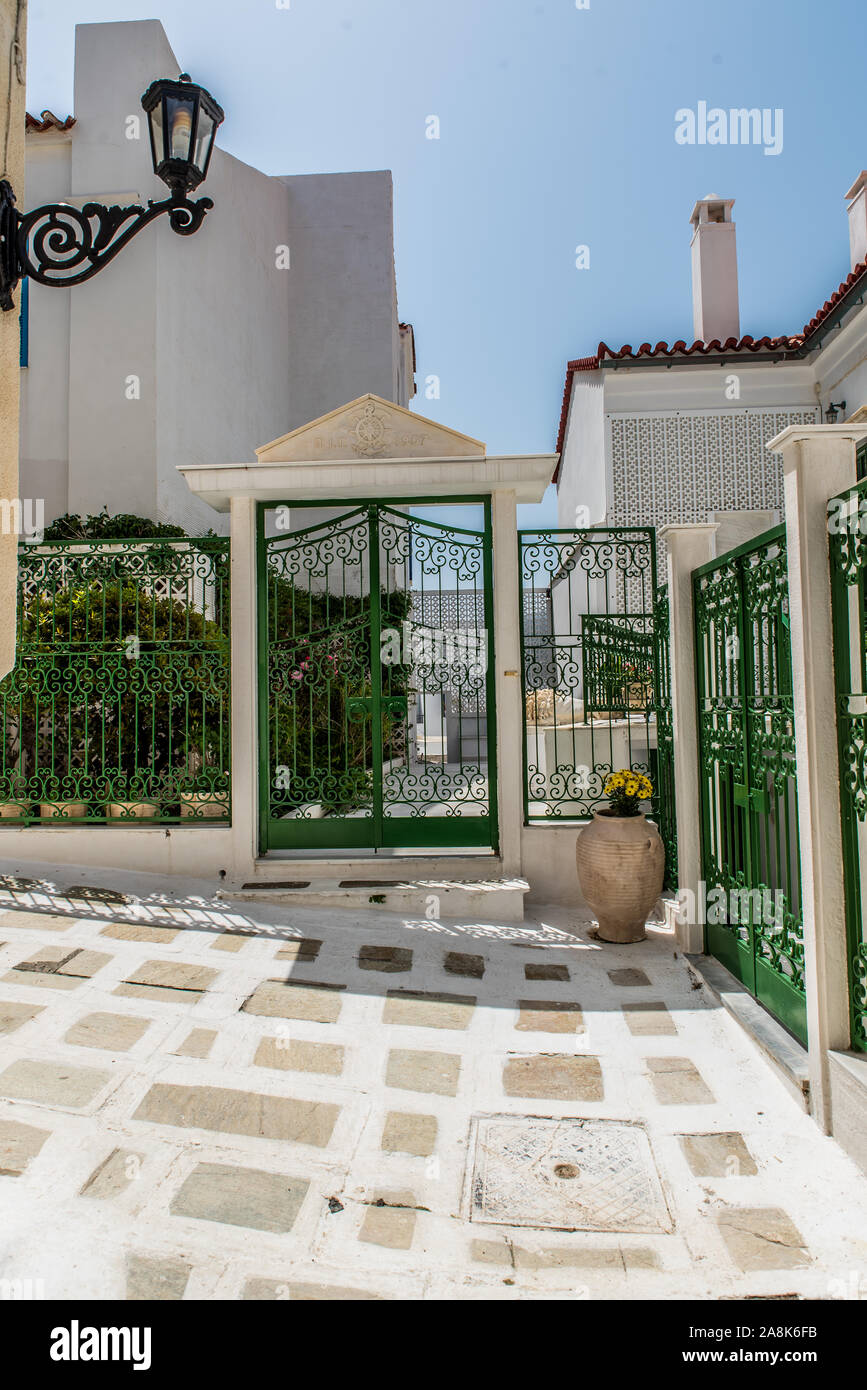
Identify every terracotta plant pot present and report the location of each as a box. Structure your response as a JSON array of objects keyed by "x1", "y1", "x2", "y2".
[
  {"x1": 179, "y1": 792, "x2": 228, "y2": 820},
  {"x1": 576, "y1": 809, "x2": 664, "y2": 944},
  {"x1": 39, "y1": 801, "x2": 89, "y2": 821},
  {"x1": 107, "y1": 801, "x2": 160, "y2": 821},
  {"x1": 0, "y1": 801, "x2": 30, "y2": 820}
]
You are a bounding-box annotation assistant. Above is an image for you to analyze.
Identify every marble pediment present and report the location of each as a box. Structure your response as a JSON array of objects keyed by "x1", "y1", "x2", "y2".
[{"x1": 255, "y1": 394, "x2": 486, "y2": 463}]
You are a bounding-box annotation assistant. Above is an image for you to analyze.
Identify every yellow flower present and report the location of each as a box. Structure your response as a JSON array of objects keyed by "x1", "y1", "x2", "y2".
[{"x1": 626, "y1": 778, "x2": 639, "y2": 797}]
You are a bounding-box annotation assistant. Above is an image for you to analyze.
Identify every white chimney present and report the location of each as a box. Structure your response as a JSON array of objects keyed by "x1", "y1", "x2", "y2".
[
  {"x1": 845, "y1": 172, "x2": 867, "y2": 272},
  {"x1": 690, "y1": 195, "x2": 740, "y2": 344}
]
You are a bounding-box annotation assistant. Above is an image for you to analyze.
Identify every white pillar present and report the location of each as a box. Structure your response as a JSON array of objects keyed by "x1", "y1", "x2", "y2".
[
  {"x1": 491, "y1": 489, "x2": 523, "y2": 876},
  {"x1": 229, "y1": 495, "x2": 259, "y2": 879},
  {"x1": 708, "y1": 510, "x2": 778, "y2": 556},
  {"x1": 659, "y1": 524, "x2": 719, "y2": 952},
  {"x1": 767, "y1": 424, "x2": 867, "y2": 1129}
]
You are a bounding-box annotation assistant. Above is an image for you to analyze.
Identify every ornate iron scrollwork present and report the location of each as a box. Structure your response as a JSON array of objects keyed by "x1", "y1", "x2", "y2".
[{"x1": 0, "y1": 179, "x2": 213, "y2": 308}]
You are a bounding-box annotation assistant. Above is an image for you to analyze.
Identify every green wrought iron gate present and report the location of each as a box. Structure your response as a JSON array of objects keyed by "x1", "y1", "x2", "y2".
[
  {"x1": 258, "y1": 501, "x2": 496, "y2": 853},
  {"x1": 694, "y1": 525, "x2": 806, "y2": 1043},
  {"x1": 518, "y1": 526, "x2": 677, "y2": 888},
  {"x1": 829, "y1": 476, "x2": 867, "y2": 1053}
]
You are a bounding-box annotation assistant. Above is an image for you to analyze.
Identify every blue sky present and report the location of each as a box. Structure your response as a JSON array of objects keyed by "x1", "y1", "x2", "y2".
[{"x1": 24, "y1": 0, "x2": 867, "y2": 527}]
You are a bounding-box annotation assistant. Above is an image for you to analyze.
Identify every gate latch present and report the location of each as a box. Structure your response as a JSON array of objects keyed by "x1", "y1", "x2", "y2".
[{"x1": 733, "y1": 782, "x2": 770, "y2": 814}]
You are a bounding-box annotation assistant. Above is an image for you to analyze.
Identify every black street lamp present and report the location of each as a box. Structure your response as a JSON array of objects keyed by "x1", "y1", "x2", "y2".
[{"x1": 0, "y1": 73, "x2": 224, "y2": 311}]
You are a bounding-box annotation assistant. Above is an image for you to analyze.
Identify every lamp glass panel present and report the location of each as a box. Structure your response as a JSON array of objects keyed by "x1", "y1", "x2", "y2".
[
  {"x1": 192, "y1": 110, "x2": 215, "y2": 174},
  {"x1": 147, "y1": 97, "x2": 165, "y2": 171},
  {"x1": 166, "y1": 95, "x2": 196, "y2": 161}
]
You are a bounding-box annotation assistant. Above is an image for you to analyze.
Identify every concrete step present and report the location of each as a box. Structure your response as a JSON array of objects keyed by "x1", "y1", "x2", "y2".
[
  {"x1": 219, "y1": 876, "x2": 529, "y2": 921},
  {"x1": 685, "y1": 953, "x2": 810, "y2": 1111}
]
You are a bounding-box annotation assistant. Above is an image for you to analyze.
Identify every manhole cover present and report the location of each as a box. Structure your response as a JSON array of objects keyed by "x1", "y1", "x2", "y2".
[{"x1": 468, "y1": 1116, "x2": 673, "y2": 1234}]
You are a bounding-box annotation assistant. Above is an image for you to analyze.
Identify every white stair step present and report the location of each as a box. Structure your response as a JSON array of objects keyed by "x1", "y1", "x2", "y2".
[{"x1": 219, "y1": 876, "x2": 529, "y2": 921}]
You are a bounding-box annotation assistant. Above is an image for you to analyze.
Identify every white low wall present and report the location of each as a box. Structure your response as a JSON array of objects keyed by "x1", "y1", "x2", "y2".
[
  {"x1": 521, "y1": 822, "x2": 590, "y2": 910},
  {"x1": 0, "y1": 827, "x2": 236, "y2": 880}
]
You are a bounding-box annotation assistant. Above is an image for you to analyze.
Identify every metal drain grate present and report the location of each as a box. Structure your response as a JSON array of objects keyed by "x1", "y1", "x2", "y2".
[
  {"x1": 239, "y1": 882, "x2": 311, "y2": 890},
  {"x1": 468, "y1": 1116, "x2": 673, "y2": 1234}
]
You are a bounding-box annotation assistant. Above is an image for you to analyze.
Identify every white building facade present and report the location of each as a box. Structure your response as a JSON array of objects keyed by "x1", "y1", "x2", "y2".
[
  {"x1": 555, "y1": 188, "x2": 867, "y2": 542},
  {"x1": 19, "y1": 19, "x2": 415, "y2": 536},
  {"x1": 553, "y1": 184, "x2": 867, "y2": 1174}
]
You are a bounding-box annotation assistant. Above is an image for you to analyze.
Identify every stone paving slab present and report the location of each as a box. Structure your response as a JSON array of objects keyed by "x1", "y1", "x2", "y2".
[
  {"x1": 502, "y1": 1053, "x2": 604, "y2": 1101},
  {"x1": 3, "y1": 968, "x2": 81, "y2": 991},
  {"x1": 57, "y1": 950, "x2": 113, "y2": 979},
  {"x1": 471, "y1": 1239, "x2": 661, "y2": 1271},
  {"x1": 274, "y1": 938, "x2": 322, "y2": 962},
  {"x1": 382, "y1": 990, "x2": 475, "y2": 1030},
  {"x1": 113, "y1": 982, "x2": 203, "y2": 1006},
  {"x1": 133, "y1": 1082, "x2": 340, "y2": 1148},
  {"x1": 359, "y1": 1191, "x2": 418, "y2": 1250},
  {"x1": 242, "y1": 1278, "x2": 383, "y2": 1300},
  {"x1": 381, "y1": 1111, "x2": 438, "y2": 1157},
  {"x1": 173, "y1": 1028, "x2": 218, "y2": 1059},
  {"x1": 0, "y1": 1117, "x2": 50, "y2": 1175},
  {"x1": 359, "y1": 946, "x2": 413, "y2": 973},
  {"x1": 100, "y1": 923, "x2": 181, "y2": 945},
  {"x1": 716, "y1": 1207, "x2": 810, "y2": 1272},
  {"x1": 443, "y1": 951, "x2": 485, "y2": 979},
  {"x1": 622, "y1": 1002, "x2": 678, "y2": 1037},
  {"x1": 0, "y1": 999, "x2": 44, "y2": 1034},
  {"x1": 0, "y1": 911, "x2": 73, "y2": 931},
  {"x1": 0, "y1": 1058, "x2": 111, "y2": 1108},
  {"x1": 679, "y1": 1131, "x2": 758, "y2": 1178},
  {"x1": 386, "y1": 1048, "x2": 462, "y2": 1096},
  {"x1": 170, "y1": 1161, "x2": 309, "y2": 1234},
  {"x1": 64, "y1": 1012, "x2": 152, "y2": 1051},
  {"x1": 254, "y1": 1037, "x2": 345, "y2": 1076},
  {"x1": 242, "y1": 980, "x2": 344, "y2": 1023},
  {"x1": 646, "y1": 1056, "x2": 714, "y2": 1105},
  {"x1": 80, "y1": 1147, "x2": 144, "y2": 1199},
  {"x1": 608, "y1": 968, "x2": 651, "y2": 987},
  {"x1": 123, "y1": 960, "x2": 218, "y2": 993},
  {"x1": 524, "y1": 963, "x2": 570, "y2": 982},
  {"x1": 515, "y1": 1000, "x2": 584, "y2": 1033},
  {"x1": 126, "y1": 1254, "x2": 191, "y2": 1301}
]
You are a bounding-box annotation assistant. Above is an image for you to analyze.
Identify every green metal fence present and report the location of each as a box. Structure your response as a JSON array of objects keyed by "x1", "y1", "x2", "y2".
[
  {"x1": 519, "y1": 526, "x2": 676, "y2": 883},
  {"x1": 652, "y1": 581, "x2": 677, "y2": 891},
  {"x1": 694, "y1": 525, "x2": 806, "y2": 1043},
  {"x1": 0, "y1": 537, "x2": 231, "y2": 824},
  {"x1": 258, "y1": 501, "x2": 496, "y2": 853},
  {"x1": 829, "y1": 478, "x2": 867, "y2": 1053}
]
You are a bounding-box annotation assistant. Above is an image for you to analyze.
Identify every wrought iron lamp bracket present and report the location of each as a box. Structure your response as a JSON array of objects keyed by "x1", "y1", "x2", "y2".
[{"x1": 0, "y1": 178, "x2": 213, "y2": 310}]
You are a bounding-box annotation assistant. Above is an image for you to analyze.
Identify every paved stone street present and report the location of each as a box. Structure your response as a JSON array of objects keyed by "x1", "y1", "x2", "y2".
[{"x1": 0, "y1": 868, "x2": 865, "y2": 1301}]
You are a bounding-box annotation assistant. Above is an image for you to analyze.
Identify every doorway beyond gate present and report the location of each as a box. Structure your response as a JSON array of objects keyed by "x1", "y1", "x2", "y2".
[
  {"x1": 694, "y1": 525, "x2": 807, "y2": 1044},
  {"x1": 257, "y1": 499, "x2": 497, "y2": 854}
]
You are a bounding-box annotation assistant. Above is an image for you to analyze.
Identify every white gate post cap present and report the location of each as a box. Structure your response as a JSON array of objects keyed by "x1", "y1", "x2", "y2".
[{"x1": 767, "y1": 423, "x2": 867, "y2": 456}]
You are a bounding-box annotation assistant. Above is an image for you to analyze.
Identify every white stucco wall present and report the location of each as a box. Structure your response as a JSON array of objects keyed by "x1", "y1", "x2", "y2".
[
  {"x1": 19, "y1": 19, "x2": 410, "y2": 534},
  {"x1": 17, "y1": 133, "x2": 71, "y2": 524},
  {"x1": 280, "y1": 170, "x2": 406, "y2": 428},
  {"x1": 812, "y1": 298, "x2": 867, "y2": 424},
  {"x1": 556, "y1": 362, "x2": 820, "y2": 532},
  {"x1": 555, "y1": 370, "x2": 606, "y2": 529}
]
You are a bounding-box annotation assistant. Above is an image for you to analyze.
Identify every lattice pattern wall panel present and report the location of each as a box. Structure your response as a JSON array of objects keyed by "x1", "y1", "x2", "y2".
[{"x1": 608, "y1": 408, "x2": 821, "y2": 529}]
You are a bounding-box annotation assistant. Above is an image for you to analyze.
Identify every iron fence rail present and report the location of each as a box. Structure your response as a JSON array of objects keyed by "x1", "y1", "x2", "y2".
[
  {"x1": 518, "y1": 526, "x2": 676, "y2": 886},
  {"x1": 0, "y1": 537, "x2": 231, "y2": 824},
  {"x1": 694, "y1": 524, "x2": 806, "y2": 1043},
  {"x1": 829, "y1": 477, "x2": 867, "y2": 1052}
]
